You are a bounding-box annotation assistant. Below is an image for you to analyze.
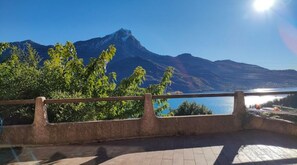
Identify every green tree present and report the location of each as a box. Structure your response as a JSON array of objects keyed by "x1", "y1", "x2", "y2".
[
  {"x1": 0, "y1": 43, "x2": 40, "y2": 125},
  {"x1": 0, "y1": 42, "x2": 174, "y2": 124},
  {"x1": 169, "y1": 101, "x2": 212, "y2": 116},
  {"x1": 0, "y1": 44, "x2": 40, "y2": 100},
  {"x1": 0, "y1": 43, "x2": 9, "y2": 55},
  {"x1": 262, "y1": 94, "x2": 297, "y2": 109}
]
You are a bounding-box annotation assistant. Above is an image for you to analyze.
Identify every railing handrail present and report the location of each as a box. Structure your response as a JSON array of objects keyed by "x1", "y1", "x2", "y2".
[
  {"x1": 154, "y1": 90, "x2": 297, "y2": 99},
  {"x1": 0, "y1": 99, "x2": 35, "y2": 105},
  {"x1": 1, "y1": 90, "x2": 297, "y2": 105},
  {"x1": 152, "y1": 92, "x2": 235, "y2": 99},
  {"x1": 44, "y1": 96, "x2": 144, "y2": 104},
  {"x1": 244, "y1": 91, "x2": 297, "y2": 96}
]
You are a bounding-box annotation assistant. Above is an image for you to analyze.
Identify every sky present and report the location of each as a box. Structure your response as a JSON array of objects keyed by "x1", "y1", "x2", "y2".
[{"x1": 1, "y1": 0, "x2": 297, "y2": 70}]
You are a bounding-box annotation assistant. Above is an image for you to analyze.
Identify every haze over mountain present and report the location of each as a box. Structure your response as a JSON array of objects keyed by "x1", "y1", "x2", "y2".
[{"x1": 6, "y1": 29, "x2": 297, "y2": 92}]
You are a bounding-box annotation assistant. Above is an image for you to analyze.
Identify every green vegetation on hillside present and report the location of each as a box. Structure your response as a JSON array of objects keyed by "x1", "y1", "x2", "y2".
[
  {"x1": 0, "y1": 42, "x2": 174, "y2": 124},
  {"x1": 262, "y1": 94, "x2": 297, "y2": 108},
  {"x1": 250, "y1": 94, "x2": 297, "y2": 123}
]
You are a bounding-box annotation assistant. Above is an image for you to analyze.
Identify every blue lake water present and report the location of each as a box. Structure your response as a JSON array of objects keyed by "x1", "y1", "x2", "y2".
[{"x1": 160, "y1": 87, "x2": 297, "y2": 115}]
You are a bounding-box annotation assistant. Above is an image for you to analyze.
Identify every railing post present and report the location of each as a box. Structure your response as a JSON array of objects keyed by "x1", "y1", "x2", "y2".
[
  {"x1": 33, "y1": 97, "x2": 49, "y2": 143},
  {"x1": 233, "y1": 91, "x2": 246, "y2": 129},
  {"x1": 140, "y1": 93, "x2": 159, "y2": 136}
]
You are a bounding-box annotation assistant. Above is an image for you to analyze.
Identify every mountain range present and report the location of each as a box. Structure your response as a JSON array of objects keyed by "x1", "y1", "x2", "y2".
[{"x1": 5, "y1": 28, "x2": 297, "y2": 92}]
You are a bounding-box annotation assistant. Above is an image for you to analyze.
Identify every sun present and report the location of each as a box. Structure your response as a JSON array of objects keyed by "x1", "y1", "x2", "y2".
[{"x1": 253, "y1": 0, "x2": 275, "y2": 12}]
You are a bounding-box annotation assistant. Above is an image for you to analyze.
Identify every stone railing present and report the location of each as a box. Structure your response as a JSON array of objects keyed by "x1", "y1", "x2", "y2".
[
  {"x1": 0, "y1": 91, "x2": 296, "y2": 145},
  {"x1": 243, "y1": 91, "x2": 297, "y2": 136}
]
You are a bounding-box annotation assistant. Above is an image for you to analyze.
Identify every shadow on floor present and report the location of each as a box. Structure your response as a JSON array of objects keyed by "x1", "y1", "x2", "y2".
[
  {"x1": 41, "y1": 152, "x2": 67, "y2": 164},
  {"x1": 89, "y1": 130, "x2": 297, "y2": 164},
  {"x1": 0, "y1": 147, "x2": 23, "y2": 164},
  {"x1": 81, "y1": 147, "x2": 110, "y2": 165},
  {"x1": 2, "y1": 130, "x2": 297, "y2": 164},
  {"x1": 234, "y1": 158, "x2": 297, "y2": 165}
]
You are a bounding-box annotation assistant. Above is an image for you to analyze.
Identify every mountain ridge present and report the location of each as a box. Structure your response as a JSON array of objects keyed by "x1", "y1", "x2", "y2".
[{"x1": 4, "y1": 28, "x2": 297, "y2": 92}]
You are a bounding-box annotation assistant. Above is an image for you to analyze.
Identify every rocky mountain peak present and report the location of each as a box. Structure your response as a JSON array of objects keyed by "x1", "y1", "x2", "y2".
[
  {"x1": 177, "y1": 53, "x2": 193, "y2": 58},
  {"x1": 106, "y1": 28, "x2": 133, "y2": 42}
]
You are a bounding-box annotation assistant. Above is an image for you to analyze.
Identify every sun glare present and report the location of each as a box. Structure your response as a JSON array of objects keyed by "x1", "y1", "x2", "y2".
[{"x1": 253, "y1": 0, "x2": 275, "y2": 12}]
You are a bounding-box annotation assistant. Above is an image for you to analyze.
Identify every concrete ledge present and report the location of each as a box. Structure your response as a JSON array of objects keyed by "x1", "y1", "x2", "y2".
[
  {"x1": 1, "y1": 125, "x2": 34, "y2": 144},
  {"x1": 245, "y1": 115, "x2": 297, "y2": 136},
  {"x1": 157, "y1": 115, "x2": 238, "y2": 136},
  {"x1": 3, "y1": 91, "x2": 296, "y2": 145},
  {"x1": 0, "y1": 119, "x2": 141, "y2": 145},
  {"x1": 47, "y1": 119, "x2": 141, "y2": 144},
  {"x1": 0, "y1": 115, "x2": 241, "y2": 145},
  {"x1": 2, "y1": 114, "x2": 297, "y2": 145}
]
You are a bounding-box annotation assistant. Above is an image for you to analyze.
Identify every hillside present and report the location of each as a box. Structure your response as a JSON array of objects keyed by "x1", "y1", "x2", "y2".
[{"x1": 4, "y1": 28, "x2": 297, "y2": 92}]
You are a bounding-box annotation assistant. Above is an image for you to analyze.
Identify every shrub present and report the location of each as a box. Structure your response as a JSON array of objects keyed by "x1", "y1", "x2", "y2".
[{"x1": 169, "y1": 101, "x2": 212, "y2": 116}]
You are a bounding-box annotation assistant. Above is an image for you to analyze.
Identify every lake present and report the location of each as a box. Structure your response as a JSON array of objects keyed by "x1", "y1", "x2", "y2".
[{"x1": 161, "y1": 87, "x2": 297, "y2": 115}]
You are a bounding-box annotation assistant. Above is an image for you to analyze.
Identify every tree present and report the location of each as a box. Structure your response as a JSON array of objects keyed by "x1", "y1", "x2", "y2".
[
  {"x1": 0, "y1": 43, "x2": 40, "y2": 125},
  {"x1": 0, "y1": 42, "x2": 174, "y2": 124},
  {"x1": 169, "y1": 101, "x2": 212, "y2": 116},
  {"x1": 261, "y1": 94, "x2": 297, "y2": 108},
  {"x1": 0, "y1": 43, "x2": 9, "y2": 55}
]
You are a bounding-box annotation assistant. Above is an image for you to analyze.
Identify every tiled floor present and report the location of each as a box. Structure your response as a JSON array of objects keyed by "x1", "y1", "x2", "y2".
[{"x1": 1, "y1": 130, "x2": 297, "y2": 165}]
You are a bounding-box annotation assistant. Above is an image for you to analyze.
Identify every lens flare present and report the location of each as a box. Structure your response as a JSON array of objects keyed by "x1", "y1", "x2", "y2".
[
  {"x1": 279, "y1": 22, "x2": 297, "y2": 56},
  {"x1": 253, "y1": 0, "x2": 275, "y2": 12}
]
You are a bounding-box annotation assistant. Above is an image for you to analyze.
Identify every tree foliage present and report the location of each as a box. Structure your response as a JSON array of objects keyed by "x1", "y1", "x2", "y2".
[
  {"x1": 0, "y1": 43, "x2": 40, "y2": 125},
  {"x1": 0, "y1": 43, "x2": 9, "y2": 55},
  {"x1": 0, "y1": 42, "x2": 174, "y2": 124},
  {"x1": 169, "y1": 101, "x2": 212, "y2": 116},
  {"x1": 261, "y1": 94, "x2": 297, "y2": 108}
]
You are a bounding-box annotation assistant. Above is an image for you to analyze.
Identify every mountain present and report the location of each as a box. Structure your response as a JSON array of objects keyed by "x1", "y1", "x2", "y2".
[
  {"x1": 2, "y1": 40, "x2": 52, "y2": 61},
  {"x1": 74, "y1": 29, "x2": 157, "y2": 63},
  {"x1": 4, "y1": 28, "x2": 297, "y2": 92}
]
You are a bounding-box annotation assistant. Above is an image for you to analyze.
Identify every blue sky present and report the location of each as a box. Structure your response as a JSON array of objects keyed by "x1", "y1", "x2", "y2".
[{"x1": 1, "y1": 0, "x2": 297, "y2": 70}]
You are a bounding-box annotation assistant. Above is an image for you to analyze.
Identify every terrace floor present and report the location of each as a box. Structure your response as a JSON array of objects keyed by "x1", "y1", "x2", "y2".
[{"x1": 1, "y1": 130, "x2": 297, "y2": 165}]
